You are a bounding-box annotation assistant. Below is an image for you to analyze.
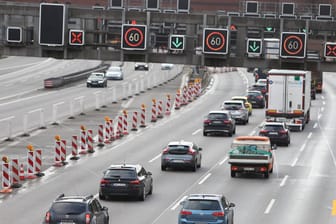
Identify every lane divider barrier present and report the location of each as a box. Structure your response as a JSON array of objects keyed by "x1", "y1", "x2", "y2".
[
  {"x1": 1, "y1": 156, "x2": 12, "y2": 193},
  {"x1": 79, "y1": 126, "x2": 87, "y2": 155},
  {"x1": 87, "y1": 129, "x2": 95, "y2": 153},
  {"x1": 26, "y1": 145, "x2": 37, "y2": 179},
  {"x1": 157, "y1": 100, "x2": 163, "y2": 119},
  {"x1": 11, "y1": 158, "x2": 21, "y2": 188},
  {"x1": 122, "y1": 110, "x2": 129, "y2": 135},
  {"x1": 140, "y1": 104, "x2": 147, "y2": 128},
  {"x1": 70, "y1": 135, "x2": 80, "y2": 160},
  {"x1": 175, "y1": 89, "x2": 181, "y2": 110},
  {"x1": 131, "y1": 111, "x2": 138, "y2": 131},
  {"x1": 165, "y1": 94, "x2": 171, "y2": 115},
  {"x1": 151, "y1": 99, "x2": 157, "y2": 122}
]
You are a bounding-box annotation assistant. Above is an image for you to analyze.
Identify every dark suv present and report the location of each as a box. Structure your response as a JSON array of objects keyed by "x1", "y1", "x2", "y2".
[
  {"x1": 203, "y1": 111, "x2": 236, "y2": 136},
  {"x1": 44, "y1": 194, "x2": 109, "y2": 224},
  {"x1": 99, "y1": 164, "x2": 153, "y2": 201}
]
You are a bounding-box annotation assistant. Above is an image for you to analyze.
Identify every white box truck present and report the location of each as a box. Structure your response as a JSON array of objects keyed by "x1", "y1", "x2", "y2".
[{"x1": 265, "y1": 69, "x2": 311, "y2": 131}]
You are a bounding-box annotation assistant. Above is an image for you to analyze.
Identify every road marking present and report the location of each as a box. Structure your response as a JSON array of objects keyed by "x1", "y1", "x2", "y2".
[
  {"x1": 313, "y1": 122, "x2": 318, "y2": 129},
  {"x1": 264, "y1": 199, "x2": 276, "y2": 214},
  {"x1": 332, "y1": 200, "x2": 336, "y2": 216},
  {"x1": 171, "y1": 196, "x2": 187, "y2": 211},
  {"x1": 321, "y1": 95, "x2": 325, "y2": 100},
  {"x1": 318, "y1": 114, "x2": 322, "y2": 120},
  {"x1": 280, "y1": 175, "x2": 288, "y2": 187},
  {"x1": 300, "y1": 143, "x2": 306, "y2": 152},
  {"x1": 121, "y1": 98, "x2": 134, "y2": 108},
  {"x1": 307, "y1": 132, "x2": 312, "y2": 139},
  {"x1": 149, "y1": 153, "x2": 161, "y2": 163},
  {"x1": 321, "y1": 107, "x2": 325, "y2": 112},
  {"x1": 291, "y1": 157, "x2": 298, "y2": 167},
  {"x1": 219, "y1": 156, "x2": 228, "y2": 165},
  {"x1": 323, "y1": 101, "x2": 326, "y2": 105},
  {"x1": 198, "y1": 173, "x2": 211, "y2": 185},
  {"x1": 192, "y1": 129, "x2": 201, "y2": 135},
  {"x1": 249, "y1": 130, "x2": 256, "y2": 136}
]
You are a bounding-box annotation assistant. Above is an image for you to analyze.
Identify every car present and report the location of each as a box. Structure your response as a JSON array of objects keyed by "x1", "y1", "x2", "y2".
[
  {"x1": 178, "y1": 194, "x2": 235, "y2": 224},
  {"x1": 99, "y1": 164, "x2": 153, "y2": 201},
  {"x1": 231, "y1": 96, "x2": 253, "y2": 116},
  {"x1": 87, "y1": 72, "x2": 107, "y2": 87},
  {"x1": 161, "y1": 140, "x2": 202, "y2": 172},
  {"x1": 161, "y1": 63, "x2": 174, "y2": 70},
  {"x1": 256, "y1": 78, "x2": 267, "y2": 85},
  {"x1": 250, "y1": 83, "x2": 267, "y2": 95},
  {"x1": 253, "y1": 68, "x2": 268, "y2": 82},
  {"x1": 221, "y1": 100, "x2": 249, "y2": 125},
  {"x1": 258, "y1": 122, "x2": 291, "y2": 146},
  {"x1": 134, "y1": 62, "x2": 149, "y2": 71},
  {"x1": 246, "y1": 90, "x2": 265, "y2": 108},
  {"x1": 105, "y1": 66, "x2": 123, "y2": 80},
  {"x1": 44, "y1": 194, "x2": 109, "y2": 224},
  {"x1": 203, "y1": 110, "x2": 236, "y2": 137}
]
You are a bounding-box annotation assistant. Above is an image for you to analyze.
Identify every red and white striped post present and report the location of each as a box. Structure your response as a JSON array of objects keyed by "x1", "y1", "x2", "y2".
[
  {"x1": 182, "y1": 86, "x2": 188, "y2": 105},
  {"x1": 53, "y1": 136, "x2": 63, "y2": 167},
  {"x1": 109, "y1": 119, "x2": 115, "y2": 141},
  {"x1": 79, "y1": 126, "x2": 87, "y2": 155},
  {"x1": 70, "y1": 136, "x2": 80, "y2": 160},
  {"x1": 151, "y1": 99, "x2": 157, "y2": 122},
  {"x1": 35, "y1": 149, "x2": 44, "y2": 176},
  {"x1": 157, "y1": 100, "x2": 163, "y2": 118},
  {"x1": 140, "y1": 104, "x2": 147, "y2": 128},
  {"x1": 97, "y1": 124, "x2": 105, "y2": 147},
  {"x1": 0, "y1": 157, "x2": 12, "y2": 193},
  {"x1": 11, "y1": 159, "x2": 21, "y2": 188},
  {"x1": 117, "y1": 115, "x2": 123, "y2": 138},
  {"x1": 61, "y1": 140, "x2": 67, "y2": 164},
  {"x1": 87, "y1": 129, "x2": 95, "y2": 153},
  {"x1": 26, "y1": 145, "x2": 36, "y2": 179},
  {"x1": 131, "y1": 111, "x2": 138, "y2": 131},
  {"x1": 104, "y1": 118, "x2": 111, "y2": 143},
  {"x1": 165, "y1": 94, "x2": 171, "y2": 115},
  {"x1": 122, "y1": 110, "x2": 129, "y2": 135},
  {"x1": 175, "y1": 89, "x2": 181, "y2": 110},
  {"x1": 19, "y1": 163, "x2": 25, "y2": 181}
]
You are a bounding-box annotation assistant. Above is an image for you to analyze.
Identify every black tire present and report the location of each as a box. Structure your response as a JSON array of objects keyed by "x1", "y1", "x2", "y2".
[
  {"x1": 231, "y1": 170, "x2": 236, "y2": 177},
  {"x1": 192, "y1": 162, "x2": 197, "y2": 172},
  {"x1": 264, "y1": 172, "x2": 269, "y2": 178},
  {"x1": 228, "y1": 131, "x2": 233, "y2": 137},
  {"x1": 161, "y1": 165, "x2": 166, "y2": 171},
  {"x1": 197, "y1": 159, "x2": 201, "y2": 168},
  {"x1": 99, "y1": 193, "x2": 106, "y2": 200},
  {"x1": 87, "y1": 84, "x2": 90, "y2": 88},
  {"x1": 233, "y1": 127, "x2": 236, "y2": 134},
  {"x1": 148, "y1": 183, "x2": 153, "y2": 195},
  {"x1": 139, "y1": 187, "x2": 146, "y2": 201},
  {"x1": 203, "y1": 131, "x2": 207, "y2": 136}
]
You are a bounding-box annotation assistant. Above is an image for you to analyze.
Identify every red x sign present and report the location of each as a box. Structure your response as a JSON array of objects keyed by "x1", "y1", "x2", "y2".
[{"x1": 69, "y1": 30, "x2": 84, "y2": 46}]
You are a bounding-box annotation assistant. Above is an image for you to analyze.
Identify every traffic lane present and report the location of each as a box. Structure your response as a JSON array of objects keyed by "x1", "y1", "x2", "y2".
[{"x1": 0, "y1": 56, "x2": 50, "y2": 75}]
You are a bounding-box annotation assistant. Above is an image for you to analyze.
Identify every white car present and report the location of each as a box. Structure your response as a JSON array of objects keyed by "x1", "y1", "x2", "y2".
[
  {"x1": 256, "y1": 78, "x2": 267, "y2": 85},
  {"x1": 161, "y1": 63, "x2": 174, "y2": 70},
  {"x1": 105, "y1": 66, "x2": 123, "y2": 80}
]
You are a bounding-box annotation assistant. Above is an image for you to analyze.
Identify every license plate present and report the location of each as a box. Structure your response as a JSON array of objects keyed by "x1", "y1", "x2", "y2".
[
  {"x1": 269, "y1": 132, "x2": 278, "y2": 135},
  {"x1": 213, "y1": 120, "x2": 222, "y2": 124},
  {"x1": 173, "y1": 160, "x2": 184, "y2": 163},
  {"x1": 61, "y1": 222, "x2": 75, "y2": 224},
  {"x1": 251, "y1": 101, "x2": 256, "y2": 103},
  {"x1": 244, "y1": 167, "x2": 255, "y2": 171},
  {"x1": 113, "y1": 183, "x2": 126, "y2": 187}
]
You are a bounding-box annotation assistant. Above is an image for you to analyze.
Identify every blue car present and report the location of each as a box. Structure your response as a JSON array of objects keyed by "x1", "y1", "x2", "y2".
[{"x1": 178, "y1": 194, "x2": 235, "y2": 224}]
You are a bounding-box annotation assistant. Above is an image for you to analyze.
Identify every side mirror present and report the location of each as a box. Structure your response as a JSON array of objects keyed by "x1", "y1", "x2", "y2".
[
  {"x1": 102, "y1": 206, "x2": 108, "y2": 211},
  {"x1": 199, "y1": 147, "x2": 203, "y2": 151},
  {"x1": 229, "y1": 202, "x2": 235, "y2": 207}
]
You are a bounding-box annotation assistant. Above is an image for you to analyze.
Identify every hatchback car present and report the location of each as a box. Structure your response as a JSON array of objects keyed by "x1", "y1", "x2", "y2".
[
  {"x1": 203, "y1": 110, "x2": 236, "y2": 137},
  {"x1": 221, "y1": 100, "x2": 249, "y2": 124},
  {"x1": 259, "y1": 122, "x2": 291, "y2": 146},
  {"x1": 99, "y1": 164, "x2": 153, "y2": 201},
  {"x1": 178, "y1": 194, "x2": 235, "y2": 224},
  {"x1": 87, "y1": 72, "x2": 107, "y2": 88},
  {"x1": 161, "y1": 140, "x2": 202, "y2": 172},
  {"x1": 134, "y1": 62, "x2": 149, "y2": 71},
  {"x1": 250, "y1": 83, "x2": 267, "y2": 95},
  {"x1": 105, "y1": 66, "x2": 123, "y2": 80},
  {"x1": 44, "y1": 194, "x2": 109, "y2": 224},
  {"x1": 246, "y1": 90, "x2": 265, "y2": 108},
  {"x1": 231, "y1": 96, "x2": 252, "y2": 115}
]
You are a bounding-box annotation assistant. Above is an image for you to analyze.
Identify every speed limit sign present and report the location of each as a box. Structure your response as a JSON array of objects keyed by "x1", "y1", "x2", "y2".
[
  {"x1": 122, "y1": 24, "x2": 147, "y2": 50},
  {"x1": 203, "y1": 28, "x2": 229, "y2": 54},
  {"x1": 280, "y1": 32, "x2": 306, "y2": 58}
]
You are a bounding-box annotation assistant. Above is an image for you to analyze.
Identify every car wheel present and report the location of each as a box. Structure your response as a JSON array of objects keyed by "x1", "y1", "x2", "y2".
[
  {"x1": 233, "y1": 127, "x2": 236, "y2": 134},
  {"x1": 139, "y1": 187, "x2": 146, "y2": 201},
  {"x1": 192, "y1": 162, "x2": 197, "y2": 172},
  {"x1": 228, "y1": 131, "x2": 233, "y2": 137},
  {"x1": 264, "y1": 171, "x2": 269, "y2": 178},
  {"x1": 197, "y1": 160, "x2": 201, "y2": 168},
  {"x1": 99, "y1": 193, "x2": 106, "y2": 200},
  {"x1": 231, "y1": 170, "x2": 236, "y2": 177},
  {"x1": 148, "y1": 183, "x2": 153, "y2": 195},
  {"x1": 203, "y1": 131, "x2": 207, "y2": 136},
  {"x1": 87, "y1": 84, "x2": 90, "y2": 87},
  {"x1": 161, "y1": 165, "x2": 166, "y2": 171}
]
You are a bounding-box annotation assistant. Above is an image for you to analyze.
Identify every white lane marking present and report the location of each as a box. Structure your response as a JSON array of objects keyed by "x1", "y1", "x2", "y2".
[
  {"x1": 249, "y1": 130, "x2": 256, "y2": 136},
  {"x1": 318, "y1": 114, "x2": 322, "y2": 120},
  {"x1": 321, "y1": 107, "x2": 325, "y2": 112},
  {"x1": 149, "y1": 153, "x2": 161, "y2": 163},
  {"x1": 280, "y1": 175, "x2": 289, "y2": 187},
  {"x1": 299, "y1": 143, "x2": 306, "y2": 152},
  {"x1": 307, "y1": 132, "x2": 312, "y2": 139},
  {"x1": 313, "y1": 122, "x2": 318, "y2": 129},
  {"x1": 323, "y1": 101, "x2": 326, "y2": 105},
  {"x1": 121, "y1": 98, "x2": 134, "y2": 108},
  {"x1": 0, "y1": 91, "x2": 55, "y2": 107},
  {"x1": 198, "y1": 173, "x2": 211, "y2": 185},
  {"x1": 192, "y1": 129, "x2": 201, "y2": 135},
  {"x1": 291, "y1": 157, "x2": 298, "y2": 167},
  {"x1": 171, "y1": 196, "x2": 187, "y2": 211},
  {"x1": 264, "y1": 199, "x2": 276, "y2": 214},
  {"x1": 219, "y1": 156, "x2": 228, "y2": 165},
  {"x1": 321, "y1": 95, "x2": 325, "y2": 100}
]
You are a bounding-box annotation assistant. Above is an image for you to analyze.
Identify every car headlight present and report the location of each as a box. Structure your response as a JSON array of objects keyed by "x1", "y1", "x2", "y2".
[
  {"x1": 98, "y1": 80, "x2": 104, "y2": 83},
  {"x1": 87, "y1": 80, "x2": 92, "y2": 83}
]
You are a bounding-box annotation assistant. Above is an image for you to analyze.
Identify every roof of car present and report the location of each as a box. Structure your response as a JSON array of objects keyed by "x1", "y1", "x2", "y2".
[
  {"x1": 168, "y1": 140, "x2": 193, "y2": 147},
  {"x1": 108, "y1": 164, "x2": 142, "y2": 172},
  {"x1": 208, "y1": 110, "x2": 230, "y2": 114},
  {"x1": 54, "y1": 194, "x2": 94, "y2": 203},
  {"x1": 187, "y1": 194, "x2": 223, "y2": 200},
  {"x1": 223, "y1": 100, "x2": 244, "y2": 104},
  {"x1": 263, "y1": 122, "x2": 285, "y2": 126},
  {"x1": 247, "y1": 90, "x2": 262, "y2": 93},
  {"x1": 232, "y1": 96, "x2": 247, "y2": 99}
]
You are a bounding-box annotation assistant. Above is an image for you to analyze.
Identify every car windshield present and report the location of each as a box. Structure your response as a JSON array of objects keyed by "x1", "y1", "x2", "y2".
[
  {"x1": 91, "y1": 74, "x2": 104, "y2": 78},
  {"x1": 51, "y1": 202, "x2": 86, "y2": 214},
  {"x1": 104, "y1": 169, "x2": 136, "y2": 179},
  {"x1": 208, "y1": 113, "x2": 228, "y2": 120},
  {"x1": 263, "y1": 125, "x2": 284, "y2": 131},
  {"x1": 108, "y1": 67, "x2": 121, "y2": 71},
  {"x1": 184, "y1": 199, "x2": 221, "y2": 210},
  {"x1": 224, "y1": 104, "x2": 242, "y2": 110}
]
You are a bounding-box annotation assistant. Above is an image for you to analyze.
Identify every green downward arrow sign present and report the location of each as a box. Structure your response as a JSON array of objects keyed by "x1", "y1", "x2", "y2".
[
  {"x1": 249, "y1": 41, "x2": 260, "y2": 52},
  {"x1": 172, "y1": 37, "x2": 182, "y2": 48}
]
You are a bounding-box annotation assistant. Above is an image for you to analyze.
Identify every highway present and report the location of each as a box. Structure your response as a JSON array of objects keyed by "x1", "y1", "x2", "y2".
[{"x1": 0, "y1": 57, "x2": 335, "y2": 224}]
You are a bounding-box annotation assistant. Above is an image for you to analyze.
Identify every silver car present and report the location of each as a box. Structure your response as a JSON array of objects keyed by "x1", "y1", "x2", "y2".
[
  {"x1": 105, "y1": 66, "x2": 123, "y2": 80},
  {"x1": 221, "y1": 100, "x2": 249, "y2": 125}
]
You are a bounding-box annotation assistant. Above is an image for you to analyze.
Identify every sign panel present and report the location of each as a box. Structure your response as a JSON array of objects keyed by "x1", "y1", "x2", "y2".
[
  {"x1": 203, "y1": 28, "x2": 229, "y2": 54},
  {"x1": 7, "y1": 27, "x2": 22, "y2": 43},
  {"x1": 324, "y1": 42, "x2": 336, "y2": 58},
  {"x1": 69, "y1": 30, "x2": 84, "y2": 46},
  {"x1": 147, "y1": 0, "x2": 159, "y2": 9},
  {"x1": 280, "y1": 32, "x2": 306, "y2": 58},
  {"x1": 247, "y1": 38, "x2": 262, "y2": 55},
  {"x1": 122, "y1": 24, "x2": 147, "y2": 50},
  {"x1": 39, "y1": 3, "x2": 65, "y2": 46},
  {"x1": 177, "y1": 0, "x2": 190, "y2": 12},
  {"x1": 169, "y1": 35, "x2": 185, "y2": 50}
]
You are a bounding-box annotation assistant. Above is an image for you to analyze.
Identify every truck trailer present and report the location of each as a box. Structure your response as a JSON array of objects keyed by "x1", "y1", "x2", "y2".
[{"x1": 265, "y1": 69, "x2": 311, "y2": 131}]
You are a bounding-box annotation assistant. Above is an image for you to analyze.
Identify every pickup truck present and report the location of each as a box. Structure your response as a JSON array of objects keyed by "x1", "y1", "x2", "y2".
[{"x1": 228, "y1": 136, "x2": 276, "y2": 178}]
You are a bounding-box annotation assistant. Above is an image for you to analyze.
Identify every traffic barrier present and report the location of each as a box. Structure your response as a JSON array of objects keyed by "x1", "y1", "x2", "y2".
[
  {"x1": 70, "y1": 136, "x2": 80, "y2": 160},
  {"x1": 61, "y1": 140, "x2": 67, "y2": 164},
  {"x1": 26, "y1": 145, "x2": 36, "y2": 179},
  {"x1": 117, "y1": 115, "x2": 123, "y2": 138},
  {"x1": 140, "y1": 104, "x2": 147, "y2": 128},
  {"x1": 1, "y1": 157, "x2": 12, "y2": 193},
  {"x1": 97, "y1": 124, "x2": 105, "y2": 146},
  {"x1": 87, "y1": 129, "x2": 95, "y2": 153},
  {"x1": 123, "y1": 110, "x2": 129, "y2": 135},
  {"x1": 175, "y1": 89, "x2": 181, "y2": 110},
  {"x1": 35, "y1": 149, "x2": 44, "y2": 177},
  {"x1": 131, "y1": 111, "x2": 138, "y2": 131},
  {"x1": 151, "y1": 99, "x2": 157, "y2": 122},
  {"x1": 53, "y1": 136, "x2": 63, "y2": 167},
  {"x1": 165, "y1": 94, "x2": 171, "y2": 115},
  {"x1": 11, "y1": 159, "x2": 21, "y2": 188},
  {"x1": 157, "y1": 100, "x2": 163, "y2": 118},
  {"x1": 109, "y1": 119, "x2": 115, "y2": 141},
  {"x1": 182, "y1": 86, "x2": 188, "y2": 106},
  {"x1": 79, "y1": 128, "x2": 87, "y2": 155},
  {"x1": 104, "y1": 119, "x2": 111, "y2": 144},
  {"x1": 19, "y1": 163, "x2": 25, "y2": 181}
]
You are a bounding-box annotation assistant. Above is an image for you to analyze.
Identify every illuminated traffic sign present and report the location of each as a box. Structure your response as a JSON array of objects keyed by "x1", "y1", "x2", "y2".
[
  {"x1": 69, "y1": 30, "x2": 84, "y2": 46},
  {"x1": 324, "y1": 42, "x2": 336, "y2": 58},
  {"x1": 122, "y1": 24, "x2": 147, "y2": 50},
  {"x1": 203, "y1": 28, "x2": 229, "y2": 54},
  {"x1": 169, "y1": 35, "x2": 185, "y2": 51},
  {"x1": 247, "y1": 38, "x2": 262, "y2": 55},
  {"x1": 7, "y1": 27, "x2": 22, "y2": 43},
  {"x1": 280, "y1": 32, "x2": 306, "y2": 58}
]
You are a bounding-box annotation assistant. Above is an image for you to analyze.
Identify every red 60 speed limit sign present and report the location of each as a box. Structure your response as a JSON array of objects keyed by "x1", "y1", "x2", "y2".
[
  {"x1": 122, "y1": 24, "x2": 147, "y2": 50},
  {"x1": 280, "y1": 32, "x2": 306, "y2": 58},
  {"x1": 203, "y1": 28, "x2": 229, "y2": 54}
]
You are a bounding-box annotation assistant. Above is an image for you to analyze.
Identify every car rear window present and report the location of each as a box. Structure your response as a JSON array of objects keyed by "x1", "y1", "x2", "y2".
[
  {"x1": 184, "y1": 199, "x2": 221, "y2": 210},
  {"x1": 208, "y1": 113, "x2": 228, "y2": 120},
  {"x1": 263, "y1": 125, "x2": 284, "y2": 131},
  {"x1": 168, "y1": 145, "x2": 190, "y2": 154},
  {"x1": 51, "y1": 202, "x2": 86, "y2": 214},
  {"x1": 104, "y1": 169, "x2": 137, "y2": 179},
  {"x1": 223, "y1": 104, "x2": 242, "y2": 110}
]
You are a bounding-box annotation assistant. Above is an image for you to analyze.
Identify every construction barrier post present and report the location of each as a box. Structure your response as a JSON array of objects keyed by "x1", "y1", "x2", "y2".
[
  {"x1": 35, "y1": 149, "x2": 44, "y2": 177},
  {"x1": 19, "y1": 162, "x2": 25, "y2": 181},
  {"x1": 79, "y1": 126, "x2": 87, "y2": 155},
  {"x1": 117, "y1": 115, "x2": 123, "y2": 138},
  {"x1": 157, "y1": 100, "x2": 163, "y2": 118},
  {"x1": 26, "y1": 145, "x2": 37, "y2": 179},
  {"x1": 61, "y1": 140, "x2": 68, "y2": 165},
  {"x1": 1, "y1": 157, "x2": 12, "y2": 193},
  {"x1": 70, "y1": 136, "x2": 80, "y2": 160},
  {"x1": 104, "y1": 117, "x2": 111, "y2": 144},
  {"x1": 151, "y1": 99, "x2": 157, "y2": 122},
  {"x1": 109, "y1": 119, "x2": 115, "y2": 141},
  {"x1": 175, "y1": 89, "x2": 181, "y2": 110},
  {"x1": 122, "y1": 110, "x2": 129, "y2": 135},
  {"x1": 98, "y1": 124, "x2": 105, "y2": 147},
  {"x1": 131, "y1": 111, "x2": 138, "y2": 131},
  {"x1": 165, "y1": 94, "x2": 171, "y2": 115},
  {"x1": 140, "y1": 104, "x2": 147, "y2": 128},
  {"x1": 11, "y1": 159, "x2": 22, "y2": 188},
  {"x1": 87, "y1": 129, "x2": 95, "y2": 153},
  {"x1": 53, "y1": 136, "x2": 63, "y2": 167}
]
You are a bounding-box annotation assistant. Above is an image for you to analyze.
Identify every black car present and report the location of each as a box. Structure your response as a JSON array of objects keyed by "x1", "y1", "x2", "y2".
[
  {"x1": 87, "y1": 72, "x2": 107, "y2": 88},
  {"x1": 259, "y1": 122, "x2": 291, "y2": 146},
  {"x1": 253, "y1": 68, "x2": 268, "y2": 82},
  {"x1": 134, "y1": 63, "x2": 149, "y2": 71},
  {"x1": 203, "y1": 110, "x2": 236, "y2": 137},
  {"x1": 44, "y1": 194, "x2": 109, "y2": 224},
  {"x1": 161, "y1": 140, "x2": 202, "y2": 172},
  {"x1": 246, "y1": 90, "x2": 265, "y2": 108},
  {"x1": 99, "y1": 164, "x2": 153, "y2": 201}
]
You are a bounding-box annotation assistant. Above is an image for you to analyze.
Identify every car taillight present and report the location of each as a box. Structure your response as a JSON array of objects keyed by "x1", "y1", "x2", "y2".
[
  {"x1": 180, "y1": 210, "x2": 192, "y2": 216},
  {"x1": 223, "y1": 120, "x2": 231, "y2": 124},
  {"x1": 100, "y1": 179, "x2": 110, "y2": 185},
  {"x1": 130, "y1": 180, "x2": 140, "y2": 185},
  {"x1": 45, "y1": 212, "x2": 51, "y2": 223},
  {"x1": 203, "y1": 119, "x2": 211, "y2": 124},
  {"x1": 162, "y1": 148, "x2": 169, "y2": 154},
  {"x1": 85, "y1": 213, "x2": 91, "y2": 224},
  {"x1": 188, "y1": 149, "x2": 196, "y2": 155},
  {"x1": 279, "y1": 130, "x2": 288, "y2": 135},
  {"x1": 256, "y1": 95, "x2": 263, "y2": 99},
  {"x1": 212, "y1": 211, "x2": 225, "y2": 217},
  {"x1": 259, "y1": 130, "x2": 268, "y2": 134}
]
